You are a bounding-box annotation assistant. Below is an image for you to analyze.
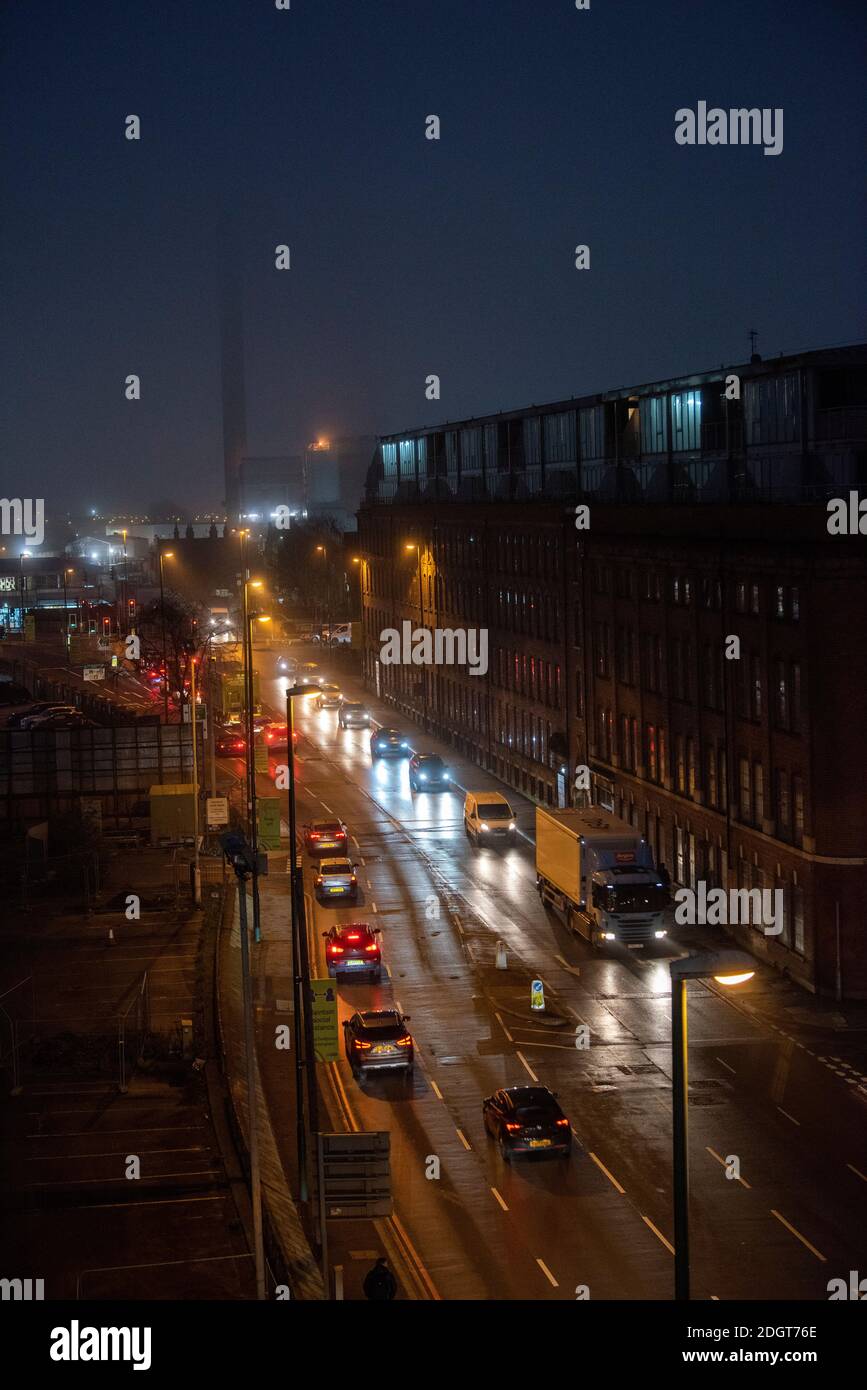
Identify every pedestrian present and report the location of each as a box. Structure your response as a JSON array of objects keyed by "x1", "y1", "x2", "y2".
[{"x1": 363, "y1": 1256, "x2": 397, "y2": 1301}]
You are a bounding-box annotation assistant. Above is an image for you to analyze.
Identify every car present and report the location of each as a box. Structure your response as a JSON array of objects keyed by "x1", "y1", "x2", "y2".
[
  {"x1": 29, "y1": 712, "x2": 99, "y2": 730},
  {"x1": 314, "y1": 684, "x2": 342, "y2": 710},
  {"x1": 482, "y1": 1086, "x2": 572, "y2": 1161},
  {"x1": 338, "y1": 701, "x2": 370, "y2": 729},
  {"x1": 215, "y1": 727, "x2": 246, "y2": 756},
  {"x1": 16, "y1": 703, "x2": 79, "y2": 729},
  {"x1": 323, "y1": 922, "x2": 381, "y2": 979},
  {"x1": 343, "y1": 1009, "x2": 413, "y2": 1073},
  {"x1": 276, "y1": 654, "x2": 297, "y2": 673},
  {"x1": 297, "y1": 662, "x2": 320, "y2": 685},
  {"x1": 463, "y1": 791, "x2": 517, "y2": 845},
  {"x1": 294, "y1": 630, "x2": 320, "y2": 644},
  {"x1": 261, "y1": 721, "x2": 290, "y2": 748},
  {"x1": 370, "y1": 728, "x2": 411, "y2": 759},
  {"x1": 409, "y1": 753, "x2": 452, "y2": 792},
  {"x1": 326, "y1": 623, "x2": 352, "y2": 646},
  {"x1": 303, "y1": 818, "x2": 349, "y2": 855},
  {"x1": 314, "y1": 857, "x2": 359, "y2": 902}
]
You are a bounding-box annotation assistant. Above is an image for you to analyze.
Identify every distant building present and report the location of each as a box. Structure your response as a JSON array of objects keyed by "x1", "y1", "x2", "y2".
[{"x1": 358, "y1": 342, "x2": 867, "y2": 999}]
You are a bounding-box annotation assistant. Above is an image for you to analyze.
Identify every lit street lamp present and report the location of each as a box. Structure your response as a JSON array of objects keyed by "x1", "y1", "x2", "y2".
[
  {"x1": 158, "y1": 547, "x2": 175, "y2": 723},
  {"x1": 62, "y1": 568, "x2": 75, "y2": 669},
  {"x1": 669, "y1": 948, "x2": 755, "y2": 1300}
]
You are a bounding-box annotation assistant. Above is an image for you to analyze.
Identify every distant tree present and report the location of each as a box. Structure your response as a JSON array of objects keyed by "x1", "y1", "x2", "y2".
[
  {"x1": 173, "y1": 523, "x2": 180, "y2": 539},
  {"x1": 185, "y1": 522, "x2": 195, "y2": 539},
  {"x1": 208, "y1": 522, "x2": 218, "y2": 539}
]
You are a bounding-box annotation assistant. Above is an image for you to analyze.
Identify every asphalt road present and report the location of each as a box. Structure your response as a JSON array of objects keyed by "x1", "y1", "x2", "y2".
[{"x1": 223, "y1": 644, "x2": 867, "y2": 1301}]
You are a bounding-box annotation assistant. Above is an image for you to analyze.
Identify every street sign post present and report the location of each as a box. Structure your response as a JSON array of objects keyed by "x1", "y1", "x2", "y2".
[
  {"x1": 531, "y1": 978, "x2": 545, "y2": 1011},
  {"x1": 318, "y1": 1131, "x2": 392, "y2": 1219},
  {"x1": 206, "y1": 796, "x2": 229, "y2": 828},
  {"x1": 309, "y1": 978, "x2": 340, "y2": 1061}
]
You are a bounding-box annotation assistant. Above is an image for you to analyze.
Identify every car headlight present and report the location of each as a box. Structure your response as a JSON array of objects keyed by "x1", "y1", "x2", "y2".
[
  {"x1": 508, "y1": 822, "x2": 516, "y2": 831},
  {"x1": 378, "y1": 742, "x2": 385, "y2": 750},
  {"x1": 420, "y1": 772, "x2": 427, "y2": 780},
  {"x1": 400, "y1": 741, "x2": 408, "y2": 748},
  {"x1": 480, "y1": 822, "x2": 489, "y2": 832}
]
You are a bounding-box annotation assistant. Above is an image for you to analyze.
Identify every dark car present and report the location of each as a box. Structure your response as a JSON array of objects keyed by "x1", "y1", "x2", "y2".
[
  {"x1": 370, "y1": 728, "x2": 410, "y2": 759},
  {"x1": 339, "y1": 701, "x2": 370, "y2": 729},
  {"x1": 314, "y1": 857, "x2": 359, "y2": 902},
  {"x1": 29, "y1": 711, "x2": 99, "y2": 730},
  {"x1": 483, "y1": 1086, "x2": 572, "y2": 1161},
  {"x1": 215, "y1": 727, "x2": 247, "y2": 757},
  {"x1": 323, "y1": 922, "x2": 381, "y2": 980},
  {"x1": 11, "y1": 702, "x2": 77, "y2": 729},
  {"x1": 303, "y1": 818, "x2": 348, "y2": 855},
  {"x1": 409, "y1": 753, "x2": 452, "y2": 792},
  {"x1": 343, "y1": 1009, "x2": 413, "y2": 1074}
]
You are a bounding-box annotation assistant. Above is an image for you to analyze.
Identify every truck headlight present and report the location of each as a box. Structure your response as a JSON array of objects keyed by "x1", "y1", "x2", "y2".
[
  {"x1": 480, "y1": 822, "x2": 489, "y2": 832},
  {"x1": 508, "y1": 821, "x2": 516, "y2": 831},
  {"x1": 654, "y1": 930, "x2": 667, "y2": 939},
  {"x1": 603, "y1": 932, "x2": 616, "y2": 941}
]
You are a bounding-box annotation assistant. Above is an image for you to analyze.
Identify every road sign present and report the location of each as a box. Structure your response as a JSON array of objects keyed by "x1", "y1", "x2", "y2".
[
  {"x1": 83, "y1": 665, "x2": 105, "y2": 682},
  {"x1": 206, "y1": 796, "x2": 229, "y2": 828},
  {"x1": 309, "y1": 978, "x2": 340, "y2": 1061},
  {"x1": 531, "y1": 978, "x2": 545, "y2": 1011},
  {"x1": 257, "y1": 796, "x2": 281, "y2": 850},
  {"x1": 254, "y1": 740, "x2": 269, "y2": 772},
  {"x1": 319, "y1": 1131, "x2": 392, "y2": 1219}
]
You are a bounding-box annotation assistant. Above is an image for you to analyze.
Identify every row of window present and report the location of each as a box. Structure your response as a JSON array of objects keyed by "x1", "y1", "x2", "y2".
[
  {"x1": 493, "y1": 589, "x2": 560, "y2": 642},
  {"x1": 493, "y1": 648, "x2": 563, "y2": 708},
  {"x1": 591, "y1": 566, "x2": 801, "y2": 621}
]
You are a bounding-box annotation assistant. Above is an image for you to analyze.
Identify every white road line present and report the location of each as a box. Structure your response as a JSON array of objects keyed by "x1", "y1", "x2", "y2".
[
  {"x1": 642, "y1": 1215, "x2": 675, "y2": 1255},
  {"x1": 777, "y1": 1106, "x2": 800, "y2": 1127},
  {"x1": 771, "y1": 1209, "x2": 826, "y2": 1262},
  {"x1": 455, "y1": 1128, "x2": 472, "y2": 1151},
  {"x1": 705, "y1": 1146, "x2": 751, "y2": 1189},
  {"x1": 394, "y1": 1000, "x2": 404, "y2": 1013},
  {"x1": 715, "y1": 1057, "x2": 736, "y2": 1075},
  {"x1": 320, "y1": 802, "x2": 333, "y2": 813},
  {"x1": 351, "y1": 836, "x2": 360, "y2": 848},
  {"x1": 554, "y1": 954, "x2": 581, "y2": 975},
  {"x1": 588, "y1": 1150, "x2": 625, "y2": 1194},
  {"x1": 536, "y1": 1258, "x2": 558, "y2": 1288},
  {"x1": 516, "y1": 1051, "x2": 539, "y2": 1082},
  {"x1": 846, "y1": 1162, "x2": 867, "y2": 1184},
  {"x1": 371, "y1": 901, "x2": 378, "y2": 912},
  {"x1": 430, "y1": 1080, "x2": 444, "y2": 1101},
  {"x1": 491, "y1": 1187, "x2": 509, "y2": 1212},
  {"x1": 494, "y1": 1012, "x2": 514, "y2": 1043}
]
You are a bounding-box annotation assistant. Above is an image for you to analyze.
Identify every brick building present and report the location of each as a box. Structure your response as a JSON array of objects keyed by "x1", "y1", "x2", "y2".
[{"x1": 357, "y1": 344, "x2": 867, "y2": 998}]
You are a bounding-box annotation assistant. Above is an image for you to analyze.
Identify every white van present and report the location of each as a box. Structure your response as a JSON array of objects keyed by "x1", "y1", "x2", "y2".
[{"x1": 463, "y1": 791, "x2": 518, "y2": 846}]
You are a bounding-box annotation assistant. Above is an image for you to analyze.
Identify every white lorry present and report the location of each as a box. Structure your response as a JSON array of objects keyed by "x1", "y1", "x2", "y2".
[{"x1": 535, "y1": 807, "x2": 670, "y2": 948}]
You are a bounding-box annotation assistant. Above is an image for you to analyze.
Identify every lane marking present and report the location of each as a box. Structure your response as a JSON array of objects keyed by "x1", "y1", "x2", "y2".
[
  {"x1": 715, "y1": 1057, "x2": 736, "y2": 1075},
  {"x1": 516, "y1": 1051, "x2": 539, "y2": 1082},
  {"x1": 554, "y1": 954, "x2": 581, "y2": 975},
  {"x1": 771, "y1": 1209, "x2": 826, "y2": 1262},
  {"x1": 491, "y1": 1187, "x2": 509, "y2": 1212},
  {"x1": 777, "y1": 1106, "x2": 800, "y2": 1127},
  {"x1": 371, "y1": 901, "x2": 378, "y2": 912},
  {"x1": 588, "y1": 1150, "x2": 625, "y2": 1194},
  {"x1": 430, "y1": 1080, "x2": 444, "y2": 1101},
  {"x1": 642, "y1": 1215, "x2": 675, "y2": 1255},
  {"x1": 536, "y1": 1258, "x2": 558, "y2": 1288},
  {"x1": 846, "y1": 1162, "x2": 867, "y2": 1184},
  {"x1": 494, "y1": 1012, "x2": 514, "y2": 1043},
  {"x1": 706, "y1": 1146, "x2": 751, "y2": 1189},
  {"x1": 455, "y1": 1128, "x2": 472, "y2": 1151}
]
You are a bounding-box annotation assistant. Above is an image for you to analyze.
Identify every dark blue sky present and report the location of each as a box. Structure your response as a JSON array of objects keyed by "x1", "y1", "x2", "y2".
[{"x1": 2, "y1": 0, "x2": 865, "y2": 514}]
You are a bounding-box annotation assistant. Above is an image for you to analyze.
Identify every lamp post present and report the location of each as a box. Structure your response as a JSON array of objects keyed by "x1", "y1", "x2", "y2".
[
  {"x1": 669, "y1": 949, "x2": 755, "y2": 1300},
  {"x1": 62, "y1": 568, "x2": 74, "y2": 669},
  {"x1": 284, "y1": 682, "x2": 314, "y2": 1202},
  {"x1": 405, "y1": 542, "x2": 425, "y2": 726},
  {"x1": 158, "y1": 548, "x2": 174, "y2": 723},
  {"x1": 314, "y1": 544, "x2": 330, "y2": 643},
  {"x1": 188, "y1": 652, "x2": 201, "y2": 906}
]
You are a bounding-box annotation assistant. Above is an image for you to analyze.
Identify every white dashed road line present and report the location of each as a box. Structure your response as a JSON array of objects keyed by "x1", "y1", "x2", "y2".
[
  {"x1": 516, "y1": 1051, "x2": 539, "y2": 1083},
  {"x1": 491, "y1": 1187, "x2": 509, "y2": 1212},
  {"x1": 494, "y1": 1012, "x2": 514, "y2": 1043},
  {"x1": 455, "y1": 1128, "x2": 472, "y2": 1151},
  {"x1": 588, "y1": 1150, "x2": 625, "y2": 1194},
  {"x1": 777, "y1": 1107, "x2": 800, "y2": 1127}
]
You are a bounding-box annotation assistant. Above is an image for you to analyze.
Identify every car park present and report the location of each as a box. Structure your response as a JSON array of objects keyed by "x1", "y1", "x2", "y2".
[
  {"x1": 409, "y1": 753, "x2": 452, "y2": 791},
  {"x1": 338, "y1": 701, "x2": 370, "y2": 728},
  {"x1": 314, "y1": 858, "x2": 359, "y2": 901},
  {"x1": 343, "y1": 1009, "x2": 413, "y2": 1073},
  {"x1": 463, "y1": 790, "x2": 518, "y2": 845},
  {"x1": 314, "y1": 683, "x2": 342, "y2": 710},
  {"x1": 303, "y1": 818, "x2": 349, "y2": 855},
  {"x1": 323, "y1": 922, "x2": 381, "y2": 979},
  {"x1": 370, "y1": 727, "x2": 411, "y2": 758},
  {"x1": 482, "y1": 1086, "x2": 572, "y2": 1161}
]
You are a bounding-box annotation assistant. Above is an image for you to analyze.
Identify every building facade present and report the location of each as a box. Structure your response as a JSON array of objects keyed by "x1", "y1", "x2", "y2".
[{"x1": 357, "y1": 344, "x2": 867, "y2": 998}]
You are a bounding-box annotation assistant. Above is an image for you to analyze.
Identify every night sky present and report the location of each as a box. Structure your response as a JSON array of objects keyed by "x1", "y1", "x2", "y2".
[{"x1": 2, "y1": 0, "x2": 864, "y2": 515}]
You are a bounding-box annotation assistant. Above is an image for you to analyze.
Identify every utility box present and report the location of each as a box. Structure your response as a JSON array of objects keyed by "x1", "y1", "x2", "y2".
[{"x1": 150, "y1": 783, "x2": 196, "y2": 844}]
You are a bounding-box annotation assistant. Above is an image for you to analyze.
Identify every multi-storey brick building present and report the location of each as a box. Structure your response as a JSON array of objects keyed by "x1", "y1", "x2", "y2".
[{"x1": 357, "y1": 344, "x2": 867, "y2": 997}]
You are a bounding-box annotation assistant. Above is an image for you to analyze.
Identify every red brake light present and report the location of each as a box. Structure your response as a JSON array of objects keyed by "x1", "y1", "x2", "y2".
[
  {"x1": 504, "y1": 1122, "x2": 521, "y2": 1132},
  {"x1": 328, "y1": 944, "x2": 343, "y2": 955},
  {"x1": 556, "y1": 1118, "x2": 570, "y2": 1128},
  {"x1": 346, "y1": 933, "x2": 360, "y2": 941},
  {"x1": 396, "y1": 1035, "x2": 412, "y2": 1047},
  {"x1": 364, "y1": 942, "x2": 378, "y2": 953},
  {"x1": 354, "y1": 1039, "x2": 371, "y2": 1050},
  {"x1": 310, "y1": 831, "x2": 321, "y2": 839}
]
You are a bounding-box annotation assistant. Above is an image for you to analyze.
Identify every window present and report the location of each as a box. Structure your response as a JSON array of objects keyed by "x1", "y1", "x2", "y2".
[
  {"x1": 735, "y1": 582, "x2": 746, "y2": 613},
  {"x1": 676, "y1": 735, "x2": 686, "y2": 793},
  {"x1": 775, "y1": 585, "x2": 786, "y2": 618},
  {"x1": 739, "y1": 757, "x2": 751, "y2": 822},
  {"x1": 750, "y1": 583, "x2": 760, "y2": 615},
  {"x1": 792, "y1": 884, "x2": 805, "y2": 954},
  {"x1": 791, "y1": 587, "x2": 800, "y2": 621},
  {"x1": 706, "y1": 744, "x2": 718, "y2": 808},
  {"x1": 776, "y1": 769, "x2": 791, "y2": 835},
  {"x1": 687, "y1": 738, "x2": 696, "y2": 798},
  {"x1": 793, "y1": 775, "x2": 804, "y2": 847},
  {"x1": 640, "y1": 396, "x2": 668, "y2": 453},
  {"x1": 754, "y1": 762, "x2": 764, "y2": 823},
  {"x1": 645, "y1": 724, "x2": 657, "y2": 783},
  {"x1": 751, "y1": 653, "x2": 763, "y2": 719},
  {"x1": 670, "y1": 391, "x2": 701, "y2": 451}
]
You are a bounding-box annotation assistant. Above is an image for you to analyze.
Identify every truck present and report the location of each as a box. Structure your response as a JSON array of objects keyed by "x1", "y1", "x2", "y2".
[{"x1": 535, "y1": 806, "x2": 670, "y2": 948}]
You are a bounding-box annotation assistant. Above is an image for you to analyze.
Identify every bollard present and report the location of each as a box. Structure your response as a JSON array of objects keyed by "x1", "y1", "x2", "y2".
[{"x1": 107, "y1": 927, "x2": 116, "y2": 946}]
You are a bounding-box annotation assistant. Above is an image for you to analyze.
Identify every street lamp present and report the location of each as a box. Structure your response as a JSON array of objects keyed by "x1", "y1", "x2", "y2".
[
  {"x1": 314, "y1": 544, "x2": 330, "y2": 641},
  {"x1": 669, "y1": 948, "x2": 755, "y2": 1300},
  {"x1": 62, "y1": 568, "x2": 75, "y2": 669},
  {"x1": 283, "y1": 682, "x2": 319, "y2": 1207},
  {"x1": 405, "y1": 542, "x2": 425, "y2": 726},
  {"x1": 158, "y1": 548, "x2": 175, "y2": 723}
]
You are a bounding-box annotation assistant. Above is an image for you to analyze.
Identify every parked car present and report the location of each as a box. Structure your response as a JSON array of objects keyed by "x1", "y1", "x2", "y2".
[
  {"x1": 326, "y1": 623, "x2": 352, "y2": 646},
  {"x1": 323, "y1": 922, "x2": 381, "y2": 980},
  {"x1": 463, "y1": 790, "x2": 517, "y2": 845},
  {"x1": 409, "y1": 753, "x2": 452, "y2": 792},
  {"x1": 338, "y1": 701, "x2": 370, "y2": 729},
  {"x1": 343, "y1": 1009, "x2": 413, "y2": 1074},
  {"x1": 370, "y1": 728, "x2": 411, "y2": 759},
  {"x1": 314, "y1": 858, "x2": 359, "y2": 902},
  {"x1": 29, "y1": 711, "x2": 98, "y2": 730},
  {"x1": 482, "y1": 1086, "x2": 572, "y2": 1161},
  {"x1": 16, "y1": 703, "x2": 79, "y2": 729},
  {"x1": 303, "y1": 819, "x2": 349, "y2": 855}
]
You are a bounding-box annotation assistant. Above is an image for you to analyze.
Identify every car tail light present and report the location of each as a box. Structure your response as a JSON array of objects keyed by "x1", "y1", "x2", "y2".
[
  {"x1": 396, "y1": 1035, "x2": 412, "y2": 1047},
  {"x1": 364, "y1": 942, "x2": 378, "y2": 953},
  {"x1": 556, "y1": 1118, "x2": 570, "y2": 1128},
  {"x1": 350, "y1": 875, "x2": 357, "y2": 883},
  {"x1": 346, "y1": 933, "x2": 360, "y2": 941},
  {"x1": 504, "y1": 1122, "x2": 521, "y2": 1132},
  {"x1": 354, "y1": 1039, "x2": 371, "y2": 1050},
  {"x1": 328, "y1": 945, "x2": 344, "y2": 955},
  {"x1": 336, "y1": 831, "x2": 346, "y2": 839},
  {"x1": 310, "y1": 831, "x2": 321, "y2": 839}
]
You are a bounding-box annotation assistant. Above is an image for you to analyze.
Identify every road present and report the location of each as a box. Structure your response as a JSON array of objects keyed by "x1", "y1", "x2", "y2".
[{"x1": 220, "y1": 643, "x2": 867, "y2": 1301}]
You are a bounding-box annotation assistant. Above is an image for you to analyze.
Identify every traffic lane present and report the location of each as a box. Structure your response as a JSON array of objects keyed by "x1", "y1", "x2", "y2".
[{"x1": 312, "y1": 822, "x2": 678, "y2": 1301}]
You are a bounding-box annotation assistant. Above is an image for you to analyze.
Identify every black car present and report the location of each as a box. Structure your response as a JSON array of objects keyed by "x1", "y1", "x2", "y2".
[
  {"x1": 482, "y1": 1086, "x2": 572, "y2": 1161},
  {"x1": 343, "y1": 1009, "x2": 413, "y2": 1075},
  {"x1": 409, "y1": 753, "x2": 452, "y2": 792},
  {"x1": 339, "y1": 701, "x2": 370, "y2": 729},
  {"x1": 370, "y1": 728, "x2": 410, "y2": 759}
]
